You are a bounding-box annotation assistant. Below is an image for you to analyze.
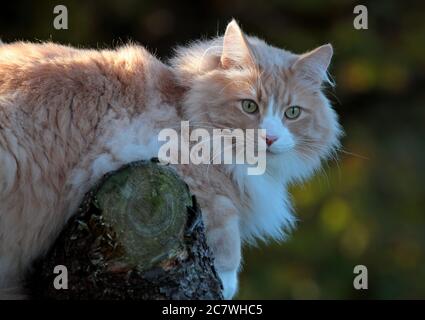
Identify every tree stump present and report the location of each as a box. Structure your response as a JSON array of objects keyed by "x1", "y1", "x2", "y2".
[{"x1": 27, "y1": 159, "x2": 223, "y2": 300}]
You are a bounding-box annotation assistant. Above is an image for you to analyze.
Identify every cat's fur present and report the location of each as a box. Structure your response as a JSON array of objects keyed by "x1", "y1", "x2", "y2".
[{"x1": 0, "y1": 20, "x2": 341, "y2": 299}]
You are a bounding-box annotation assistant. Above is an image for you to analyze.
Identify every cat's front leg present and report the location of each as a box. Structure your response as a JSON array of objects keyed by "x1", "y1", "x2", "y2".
[{"x1": 204, "y1": 196, "x2": 241, "y2": 300}]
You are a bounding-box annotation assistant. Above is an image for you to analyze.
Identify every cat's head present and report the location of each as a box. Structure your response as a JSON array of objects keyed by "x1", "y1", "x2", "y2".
[{"x1": 171, "y1": 20, "x2": 342, "y2": 182}]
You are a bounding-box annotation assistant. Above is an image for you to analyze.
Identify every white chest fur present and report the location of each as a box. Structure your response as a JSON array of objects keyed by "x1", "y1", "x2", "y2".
[{"x1": 232, "y1": 164, "x2": 295, "y2": 244}]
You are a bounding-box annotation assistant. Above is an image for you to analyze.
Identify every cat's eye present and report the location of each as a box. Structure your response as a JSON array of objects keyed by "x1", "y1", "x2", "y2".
[
  {"x1": 241, "y1": 99, "x2": 259, "y2": 114},
  {"x1": 284, "y1": 106, "x2": 302, "y2": 120}
]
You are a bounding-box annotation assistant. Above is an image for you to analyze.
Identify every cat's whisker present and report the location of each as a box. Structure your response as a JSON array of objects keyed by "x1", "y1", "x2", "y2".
[{"x1": 339, "y1": 148, "x2": 369, "y2": 160}]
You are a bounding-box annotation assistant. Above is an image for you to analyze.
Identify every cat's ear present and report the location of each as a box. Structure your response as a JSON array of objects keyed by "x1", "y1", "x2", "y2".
[
  {"x1": 220, "y1": 20, "x2": 254, "y2": 69},
  {"x1": 292, "y1": 44, "x2": 333, "y2": 86}
]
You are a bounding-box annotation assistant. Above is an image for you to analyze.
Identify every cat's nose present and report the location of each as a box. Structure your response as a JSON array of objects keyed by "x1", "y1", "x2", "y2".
[{"x1": 266, "y1": 135, "x2": 278, "y2": 146}]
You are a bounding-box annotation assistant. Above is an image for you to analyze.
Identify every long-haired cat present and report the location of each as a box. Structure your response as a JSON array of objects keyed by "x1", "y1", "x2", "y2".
[{"x1": 0, "y1": 20, "x2": 342, "y2": 299}]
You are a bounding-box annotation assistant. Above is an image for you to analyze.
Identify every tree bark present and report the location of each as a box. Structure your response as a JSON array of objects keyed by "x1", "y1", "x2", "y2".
[{"x1": 26, "y1": 159, "x2": 223, "y2": 300}]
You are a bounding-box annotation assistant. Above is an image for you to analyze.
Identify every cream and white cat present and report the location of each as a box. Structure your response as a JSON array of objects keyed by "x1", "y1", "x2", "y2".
[{"x1": 0, "y1": 20, "x2": 342, "y2": 299}]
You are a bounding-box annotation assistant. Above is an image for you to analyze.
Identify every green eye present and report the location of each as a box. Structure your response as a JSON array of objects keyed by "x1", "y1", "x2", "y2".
[
  {"x1": 241, "y1": 99, "x2": 259, "y2": 114},
  {"x1": 284, "y1": 106, "x2": 302, "y2": 120}
]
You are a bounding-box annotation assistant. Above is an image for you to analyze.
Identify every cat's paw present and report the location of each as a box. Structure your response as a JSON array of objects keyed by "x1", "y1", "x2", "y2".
[{"x1": 217, "y1": 270, "x2": 238, "y2": 300}]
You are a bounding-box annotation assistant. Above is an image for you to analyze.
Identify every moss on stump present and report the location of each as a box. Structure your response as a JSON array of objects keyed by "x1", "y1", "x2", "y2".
[{"x1": 27, "y1": 159, "x2": 223, "y2": 300}]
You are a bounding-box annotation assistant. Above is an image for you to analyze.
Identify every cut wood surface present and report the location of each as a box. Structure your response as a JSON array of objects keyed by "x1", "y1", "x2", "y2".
[{"x1": 27, "y1": 159, "x2": 223, "y2": 300}]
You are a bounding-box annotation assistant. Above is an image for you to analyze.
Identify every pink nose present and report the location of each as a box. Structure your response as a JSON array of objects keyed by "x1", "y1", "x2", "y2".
[{"x1": 266, "y1": 135, "x2": 278, "y2": 146}]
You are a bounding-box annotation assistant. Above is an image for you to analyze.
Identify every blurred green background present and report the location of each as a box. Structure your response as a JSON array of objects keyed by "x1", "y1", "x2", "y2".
[{"x1": 1, "y1": 0, "x2": 424, "y2": 299}]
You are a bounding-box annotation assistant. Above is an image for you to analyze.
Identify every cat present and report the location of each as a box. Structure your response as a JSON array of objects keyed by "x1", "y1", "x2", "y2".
[{"x1": 0, "y1": 20, "x2": 342, "y2": 299}]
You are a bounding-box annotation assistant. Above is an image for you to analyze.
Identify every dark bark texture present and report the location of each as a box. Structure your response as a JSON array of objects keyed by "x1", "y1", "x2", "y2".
[{"x1": 26, "y1": 160, "x2": 223, "y2": 300}]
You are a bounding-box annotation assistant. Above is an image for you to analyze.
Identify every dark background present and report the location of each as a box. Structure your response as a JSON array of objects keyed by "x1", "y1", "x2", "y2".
[{"x1": 1, "y1": 0, "x2": 424, "y2": 299}]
